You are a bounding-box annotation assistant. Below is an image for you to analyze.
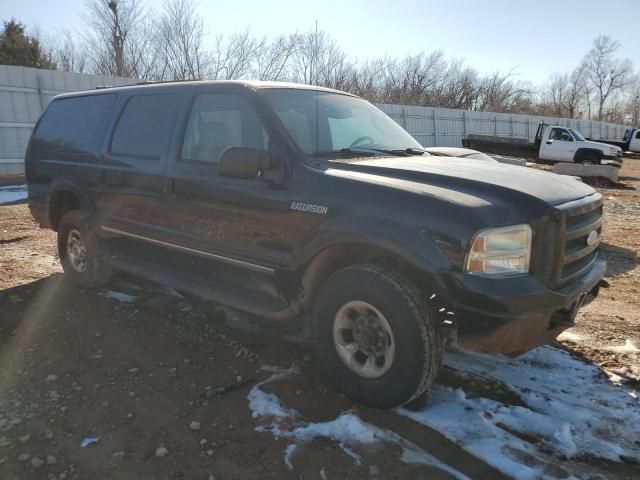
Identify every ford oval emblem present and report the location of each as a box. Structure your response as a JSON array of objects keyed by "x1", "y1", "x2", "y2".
[{"x1": 586, "y1": 230, "x2": 599, "y2": 247}]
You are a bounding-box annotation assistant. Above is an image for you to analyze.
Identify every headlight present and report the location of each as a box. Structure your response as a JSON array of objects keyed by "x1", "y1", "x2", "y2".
[
  {"x1": 465, "y1": 224, "x2": 532, "y2": 275},
  {"x1": 609, "y1": 147, "x2": 618, "y2": 156}
]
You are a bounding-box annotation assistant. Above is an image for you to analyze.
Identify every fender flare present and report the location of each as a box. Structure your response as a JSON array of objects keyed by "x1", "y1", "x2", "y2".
[
  {"x1": 292, "y1": 215, "x2": 454, "y2": 299},
  {"x1": 47, "y1": 179, "x2": 94, "y2": 229},
  {"x1": 573, "y1": 148, "x2": 603, "y2": 162}
]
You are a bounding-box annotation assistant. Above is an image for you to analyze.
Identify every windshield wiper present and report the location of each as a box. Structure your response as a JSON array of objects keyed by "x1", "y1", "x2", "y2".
[
  {"x1": 313, "y1": 148, "x2": 379, "y2": 157},
  {"x1": 313, "y1": 146, "x2": 425, "y2": 158},
  {"x1": 363, "y1": 147, "x2": 426, "y2": 156}
]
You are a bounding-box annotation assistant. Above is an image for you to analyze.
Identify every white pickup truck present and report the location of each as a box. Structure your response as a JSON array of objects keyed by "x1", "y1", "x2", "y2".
[
  {"x1": 600, "y1": 128, "x2": 640, "y2": 154},
  {"x1": 463, "y1": 122, "x2": 624, "y2": 167}
]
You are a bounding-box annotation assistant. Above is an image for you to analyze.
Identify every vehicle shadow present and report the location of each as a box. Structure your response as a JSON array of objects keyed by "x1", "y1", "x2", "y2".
[
  {"x1": 600, "y1": 242, "x2": 638, "y2": 278},
  {"x1": 0, "y1": 275, "x2": 508, "y2": 480}
]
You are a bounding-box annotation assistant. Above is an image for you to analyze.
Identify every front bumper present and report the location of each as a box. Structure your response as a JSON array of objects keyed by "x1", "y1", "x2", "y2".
[
  {"x1": 602, "y1": 154, "x2": 623, "y2": 167},
  {"x1": 446, "y1": 251, "x2": 606, "y2": 354}
]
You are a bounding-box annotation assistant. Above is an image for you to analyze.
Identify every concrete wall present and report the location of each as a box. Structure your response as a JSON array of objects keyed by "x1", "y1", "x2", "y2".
[{"x1": 0, "y1": 64, "x2": 628, "y2": 174}]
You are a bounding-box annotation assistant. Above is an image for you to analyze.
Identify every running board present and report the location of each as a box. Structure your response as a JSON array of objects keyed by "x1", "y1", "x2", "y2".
[{"x1": 107, "y1": 254, "x2": 292, "y2": 319}]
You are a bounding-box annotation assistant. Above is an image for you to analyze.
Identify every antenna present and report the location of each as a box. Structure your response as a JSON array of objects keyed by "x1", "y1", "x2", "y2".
[{"x1": 314, "y1": 20, "x2": 319, "y2": 154}]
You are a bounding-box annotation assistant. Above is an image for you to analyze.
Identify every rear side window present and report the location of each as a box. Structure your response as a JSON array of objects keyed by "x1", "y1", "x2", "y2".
[
  {"x1": 636, "y1": 131, "x2": 640, "y2": 139},
  {"x1": 111, "y1": 94, "x2": 176, "y2": 159},
  {"x1": 33, "y1": 94, "x2": 117, "y2": 154}
]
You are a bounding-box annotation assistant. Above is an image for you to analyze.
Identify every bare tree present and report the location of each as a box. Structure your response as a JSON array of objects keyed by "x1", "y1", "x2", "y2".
[
  {"x1": 153, "y1": 0, "x2": 210, "y2": 80},
  {"x1": 210, "y1": 28, "x2": 265, "y2": 80},
  {"x1": 83, "y1": 0, "x2": 150, "y2": 77},
  {"x1": 583, "y1": 35, "x2": 633, "y2": 120},
  {"x1": 253, "y1": 34, "x2": 299, "y2": 81},
  {"x1": 476, "y1": 70, "x2": 532, "y2": 112},
  {"x1": 542, "y1": 66, "x2": 587, "y2": 118},
  {"x1": 625, "y1": 74, "x2": 640, "y2": 126},
  {"x1": 53, "y1": 29, "x2": 87, "y2": 73},
  {"x1": 290, "y1": 30, "x2": 354, "y2": 88}
]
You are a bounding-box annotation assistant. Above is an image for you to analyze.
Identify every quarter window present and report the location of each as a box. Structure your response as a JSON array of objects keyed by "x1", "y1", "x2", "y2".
[
  {"x1": 180, "y1": 93, "x2": 268, "y2": 163},
  {"x1": 111, "y1": 94, "x2": 177, "y2": 158},
  {"x1": 636, "y1": 131, "x2": 640, "y2": 139},
  {"x1": 33, "y1": 94, "x2": 117, "y2": 154}
]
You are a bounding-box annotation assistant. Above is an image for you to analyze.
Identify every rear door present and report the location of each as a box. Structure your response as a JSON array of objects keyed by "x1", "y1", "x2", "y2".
[
  {"x1": 540, "y1": 127, "x2": 575, "y2": 162},
  {"x1": 96, "y1": 88, "x2": 183, "y2": 238}
]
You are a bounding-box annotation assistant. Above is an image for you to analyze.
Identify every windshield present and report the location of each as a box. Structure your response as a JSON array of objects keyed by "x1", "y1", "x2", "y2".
[
  {"x1": 569, "y1": 128, "x2": 586, "y2": 141},
  {"x1": 260, "y1": 88, "x2": 422, "y2": 155}
]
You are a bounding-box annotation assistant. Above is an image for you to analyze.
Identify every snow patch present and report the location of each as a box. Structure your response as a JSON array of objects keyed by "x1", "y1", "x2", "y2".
[
  {"x1": 0, "y1": 184, "x2": 27, "y2": 205},
  {"x1": 557, "y1": 330, "x2": 584, "y2": 343},
  {"x1": 248, "y1": 370, "x2": 467, "y2": 479},
  {"x1": 399, "y1": 345, "x2": 640, "y2": 479},
  {"x1": 101, "y1": 291, "x2": 137, "y2": 303},
  {"x1": 603, "y1": 339, "x2": 639, "y2": 353}
]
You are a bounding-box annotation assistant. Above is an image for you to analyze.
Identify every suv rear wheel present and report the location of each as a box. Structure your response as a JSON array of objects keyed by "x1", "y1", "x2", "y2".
[
  {"x1": 312, "y1": 264, "x2": 442, "y2": 408},
  {"x1": 58, "y1": 210, "x2": 111, "y2": 288}
]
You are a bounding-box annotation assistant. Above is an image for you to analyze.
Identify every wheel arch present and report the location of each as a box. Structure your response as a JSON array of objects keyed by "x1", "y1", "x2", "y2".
[
  {"x1": 290, "y1": 235, "x2": 452, "y2": 314},
  {"x1": 574, "y1": 148, "x2": 603, "y2": 163},
  {"x1": 47, "y1": 180, "x2": 94, "y2": 231}
]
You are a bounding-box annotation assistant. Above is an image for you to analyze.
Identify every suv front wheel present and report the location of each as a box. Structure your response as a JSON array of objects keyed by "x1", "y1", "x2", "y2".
[
  {"x1": 57, "y1": 210, "x2": 112, "y2": 288},
  {"x1": 312, "y1": 264, "x2": 442, "y2": 408}
]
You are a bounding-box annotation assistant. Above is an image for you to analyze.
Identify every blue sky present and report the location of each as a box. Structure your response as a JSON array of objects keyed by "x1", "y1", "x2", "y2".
[{"x1": 5, "y1": 0, "x2": 639, "y2": 84}]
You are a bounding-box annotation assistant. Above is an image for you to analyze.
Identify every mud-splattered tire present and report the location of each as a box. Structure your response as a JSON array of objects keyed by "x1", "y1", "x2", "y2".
[
  {"x1": 312, "y1": 264, "x2": 442, "y2": 408},
  {"x1": 57, "y1": 210, "x2": 111, "y2": 288}
]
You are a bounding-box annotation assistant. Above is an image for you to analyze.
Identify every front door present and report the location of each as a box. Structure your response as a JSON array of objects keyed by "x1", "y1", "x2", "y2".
[
  {"x1": 162, "y1": 87, "x2": 296, "y2": 294},
  {"x1": 541, "y1": 127, "x2": 576, "y2": 162}
]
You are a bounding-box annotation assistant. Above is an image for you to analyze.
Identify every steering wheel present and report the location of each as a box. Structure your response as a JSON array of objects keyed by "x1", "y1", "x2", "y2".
[{"x1": 349, "y1": 136, "x2": 374, "y2": 148}]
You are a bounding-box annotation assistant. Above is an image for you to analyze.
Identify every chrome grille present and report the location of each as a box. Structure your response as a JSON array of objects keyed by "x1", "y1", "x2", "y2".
[{"x1": 557, "y1": 195, "x2": 603, "y2": 286}]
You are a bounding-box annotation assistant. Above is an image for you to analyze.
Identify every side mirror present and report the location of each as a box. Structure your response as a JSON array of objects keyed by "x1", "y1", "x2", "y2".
[
  {"x1": 546, "y1": 139, "x2": 553, "y2": 145},
  {"x1": 218, "y1": 147, "x2": 272, "y2": 179}
]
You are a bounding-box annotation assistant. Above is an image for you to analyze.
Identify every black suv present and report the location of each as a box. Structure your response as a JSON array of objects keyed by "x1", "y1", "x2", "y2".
[{"x1": 25, "y1": 81, "x2": 606, "y2": 408}]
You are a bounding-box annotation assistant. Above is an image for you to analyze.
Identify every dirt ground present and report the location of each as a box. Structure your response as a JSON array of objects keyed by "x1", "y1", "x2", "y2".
[{"x1": 0, "y1": 160, "x2": 639, "y2": 480}]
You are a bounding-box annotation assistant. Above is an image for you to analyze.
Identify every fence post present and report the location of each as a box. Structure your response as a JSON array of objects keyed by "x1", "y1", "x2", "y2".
[
  {"x1": 401, "y1": 106, "x2": 407, "y2": 130},
  {"x1": 35, "y1": 74, "x2": 45, "y2": 110},
  {"x1": 432, "y1": 109, "x2": 437, "y2": 146},
  {"x1": 494, "y1": 115, "x2": 497, "y2": 136}
]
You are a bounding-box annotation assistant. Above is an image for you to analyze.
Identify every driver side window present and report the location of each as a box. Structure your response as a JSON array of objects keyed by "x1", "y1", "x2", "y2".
[
  {"x1": 181, "y1": 93, "x2": 268, "y2": 164},
  {"x1": 549, "y1": 128, "x2": 573, "y2": 141}
]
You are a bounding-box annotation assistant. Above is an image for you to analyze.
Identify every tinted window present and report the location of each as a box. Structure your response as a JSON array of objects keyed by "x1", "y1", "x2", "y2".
[
  {"x1": 33, "y1": 94, "x2": 117, "y2": 154},
  {"x1": 636, "y1": 131, "x2": 640, "y2": 139},
  {"x1": 181, "y1": 93, "x2": 268, "y2": 163},
  {"x1": 111, "y1": 94, "x2": 176, "y2": 158}
]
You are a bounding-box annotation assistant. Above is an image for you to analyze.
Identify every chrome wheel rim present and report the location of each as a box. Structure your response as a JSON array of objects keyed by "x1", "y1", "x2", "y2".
[
  {"x1": 66, "y1": 228, "x2": 87, "y2": 273},
  {"x1": 332, "y1": 300, "x2": 395, "y2": 378}
]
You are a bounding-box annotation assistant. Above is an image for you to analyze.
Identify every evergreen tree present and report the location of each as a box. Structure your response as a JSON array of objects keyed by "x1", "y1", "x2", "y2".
[{"x1": 0, "y1": 19, "x2": 56, "y2": 69}]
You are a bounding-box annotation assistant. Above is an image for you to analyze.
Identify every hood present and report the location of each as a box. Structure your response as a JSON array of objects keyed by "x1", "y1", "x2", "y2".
[
  {"x1": 584, "y1": 140, "x2": 621, "y2": 152},
  {"x1": 328, "y1": 156, "x2": 595, "y2": 207}
]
